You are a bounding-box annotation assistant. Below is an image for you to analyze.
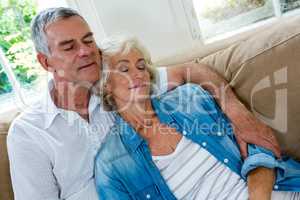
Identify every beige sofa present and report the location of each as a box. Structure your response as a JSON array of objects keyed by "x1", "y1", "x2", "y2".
[
  {"x1": 0, "y1": 123, "x2": 13, "y2": 200},
  {"x1": 1, "y1": 14, "x2": 300, "y2": 199}
]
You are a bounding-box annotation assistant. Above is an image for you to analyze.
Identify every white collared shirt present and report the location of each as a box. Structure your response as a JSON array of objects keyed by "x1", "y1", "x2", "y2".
[{"x1": 7, "y1": 67, "x2": 167, "y2": 200}]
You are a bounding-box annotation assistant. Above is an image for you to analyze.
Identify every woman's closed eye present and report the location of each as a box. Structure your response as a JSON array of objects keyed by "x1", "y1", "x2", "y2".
[
  {"x1": 119, "y1": 65, "x2": 129, "y2": 72},
  {"x1": 137, "y1": 64, "x2": 146, "y2": 70},
  {"x1": 136, "y1": 60, "x2": 146, "y2": 70}
]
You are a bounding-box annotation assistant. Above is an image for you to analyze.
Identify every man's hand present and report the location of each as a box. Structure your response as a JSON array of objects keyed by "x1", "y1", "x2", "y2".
[
  {"x1": 165, "y1": 62, "x2": 281, "y2": 158},
  {"x1": 231, "y1": 107, "x2": 281, "y2": 158}
]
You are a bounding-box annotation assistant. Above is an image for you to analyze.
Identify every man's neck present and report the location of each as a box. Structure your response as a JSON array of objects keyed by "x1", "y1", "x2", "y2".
[{"x1": 51, "y1": 81, "x2": 91, "y2": 121}]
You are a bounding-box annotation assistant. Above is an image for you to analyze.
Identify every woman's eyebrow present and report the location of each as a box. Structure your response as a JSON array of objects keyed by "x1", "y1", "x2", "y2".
[
  {"x1": 117, "y1": 59, "x2": 130, "y2": 64},
  {"x1": 136, "y1": 58, "x2": 145, "y2": 64}
]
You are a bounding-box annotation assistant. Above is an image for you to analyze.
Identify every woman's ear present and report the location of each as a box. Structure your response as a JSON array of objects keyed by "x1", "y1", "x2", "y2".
[
  {"x1": 98, "y1": 48, "x2": 102, "y2": 58},
  {"x1": 105, "y1": 82, "x2": 112, "y2": 94},
  {"x1": 37, "y1": 53, "x2": 54, "y2": 72}
]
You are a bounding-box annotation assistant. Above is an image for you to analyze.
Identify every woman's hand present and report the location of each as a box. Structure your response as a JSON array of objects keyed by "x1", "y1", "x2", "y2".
[{"x1": 247, "y1": 167, "x2": 275, "y2": 200}]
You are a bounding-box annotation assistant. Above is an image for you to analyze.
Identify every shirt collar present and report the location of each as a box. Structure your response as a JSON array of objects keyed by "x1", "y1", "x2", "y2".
[
  {"x1": 41, "y1": 79, "x2": 101, "y2": 129},
  {"x1": 116, "y1": 97, "x2": 175, "y2": 153}
]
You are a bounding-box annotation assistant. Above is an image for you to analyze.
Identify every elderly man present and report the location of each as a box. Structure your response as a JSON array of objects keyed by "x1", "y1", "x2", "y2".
[{"x1": 7, "y1": 7, "x2": 280, "y2": 200}]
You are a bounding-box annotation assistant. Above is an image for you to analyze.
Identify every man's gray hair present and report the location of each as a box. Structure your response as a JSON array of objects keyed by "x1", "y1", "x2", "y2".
[{"x1": 31, "y1": 7, "x2": 85, "y2": 55}]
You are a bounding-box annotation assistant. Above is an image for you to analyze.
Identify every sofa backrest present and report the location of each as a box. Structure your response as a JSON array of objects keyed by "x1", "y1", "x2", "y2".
[{"x1": 199, "y1": 15, "x2": 300, "y2": 159}]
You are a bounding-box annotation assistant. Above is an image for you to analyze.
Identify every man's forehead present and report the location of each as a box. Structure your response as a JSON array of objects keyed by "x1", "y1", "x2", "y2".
[{"x1": 45, "y1": 16, "x2": 91, "y2": 42}]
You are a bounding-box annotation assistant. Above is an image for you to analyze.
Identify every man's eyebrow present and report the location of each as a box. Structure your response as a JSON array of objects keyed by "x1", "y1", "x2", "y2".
[
  {"x1": 82, "y1": 32, "x2": 93, "y2": 40},
  {"x1": 58, "y1": 39, "x2": 74, "y2": 46}
]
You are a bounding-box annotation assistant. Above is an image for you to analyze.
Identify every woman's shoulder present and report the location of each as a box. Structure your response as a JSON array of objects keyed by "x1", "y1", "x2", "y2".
[
  {"x1": 158, "y1": 83, "x2": 210, "y2": 100},
  {"x1": 154, "y1": 83, "x2": 214, "y2": 110},
  {"x1": 95, "y1": 123, "x2": 128, "y2": 164}
]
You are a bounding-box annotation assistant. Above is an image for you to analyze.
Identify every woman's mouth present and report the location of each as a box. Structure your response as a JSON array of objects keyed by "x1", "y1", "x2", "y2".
[{"x1": 128, "y1": 84, "x2": 146, "y2": 90}]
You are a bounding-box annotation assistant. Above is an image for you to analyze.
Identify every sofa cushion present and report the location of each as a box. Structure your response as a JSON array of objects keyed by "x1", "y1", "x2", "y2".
[
  {"x1": 199, "y1": 15, "x2": 300, "y2": 160},
  {"x1": 0, "y1": 124, "x2": 14, "y2": 200}
]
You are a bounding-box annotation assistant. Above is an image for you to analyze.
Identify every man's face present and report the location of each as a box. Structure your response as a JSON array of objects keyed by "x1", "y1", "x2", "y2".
[{"x1": 44, "y1": 16, "x2": 101, "y2": 85}]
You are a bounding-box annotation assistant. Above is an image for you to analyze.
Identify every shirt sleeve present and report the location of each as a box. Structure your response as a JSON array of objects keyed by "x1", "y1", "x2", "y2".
[
  {"x1": 7, "y1": 122, "x2": 60, "y2": 200},
  {"x1": 153, "y1": 66, "x2": 168, "y2": 95}
]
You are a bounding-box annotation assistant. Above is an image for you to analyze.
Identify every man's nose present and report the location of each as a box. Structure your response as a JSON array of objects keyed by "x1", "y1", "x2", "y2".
[{"x1": 78, "y1": 43, "x2": 93, "y2": 57}]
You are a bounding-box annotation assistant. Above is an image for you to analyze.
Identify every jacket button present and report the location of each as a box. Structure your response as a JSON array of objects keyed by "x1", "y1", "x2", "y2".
[
  {"x1": 217, "y1": 131, "x2": 223, "y2": 136},
  {"x1": 146, "y1": 194, "x2": 151, "y2": 199},
  {"x1": 274, "y1": 185, "x2": 279, "y2": 190},
  {"x1": 182, "y1": 130, "x2": 187, "y2": 135},
  {"x1": 202, "y1": 142, "x2": 207, "y2": 147},
  {"x1": 224, "y1": 158, "x2": 229, "y2": 163}
]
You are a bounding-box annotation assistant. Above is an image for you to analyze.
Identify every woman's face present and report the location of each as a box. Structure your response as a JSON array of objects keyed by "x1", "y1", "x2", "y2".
[{"x1": 106, "y1": 48, "x2": 151, "y2": 108}]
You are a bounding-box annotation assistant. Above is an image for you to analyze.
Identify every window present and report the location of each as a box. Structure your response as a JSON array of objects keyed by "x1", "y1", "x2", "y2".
[
  {"x1": 189, "y1": 0, "x2": 300, "y2": 41},
  {"x1": 282, "y1": 0, "x2": 300, "y2": 13},
  {"x1": 0, "y1": 0, "x2": 67, "y2": 110},
  {"x1": 0, "y1": 0, "x2": 41, "y2": 107}
]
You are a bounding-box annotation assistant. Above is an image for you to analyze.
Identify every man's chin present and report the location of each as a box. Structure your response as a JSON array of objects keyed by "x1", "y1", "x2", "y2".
[{"x1": 74, "y1": 75, "x2": 99, "y2": 87}]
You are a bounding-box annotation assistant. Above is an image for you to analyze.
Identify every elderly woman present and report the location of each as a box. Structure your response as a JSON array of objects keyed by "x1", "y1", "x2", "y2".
[{"x1": 95, "y1": 36, "x2": 300, "y2": 200}]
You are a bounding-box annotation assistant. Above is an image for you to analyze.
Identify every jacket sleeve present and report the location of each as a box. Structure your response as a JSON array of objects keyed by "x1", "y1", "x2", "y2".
[{"x1": 240, "y1": 144, "x2": 284, "y2": 180}]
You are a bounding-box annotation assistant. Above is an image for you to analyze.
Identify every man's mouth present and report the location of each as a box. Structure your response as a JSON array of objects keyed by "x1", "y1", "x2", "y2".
[{"x1": 78, "y1": 62, "x2": 96, "y2": 70}]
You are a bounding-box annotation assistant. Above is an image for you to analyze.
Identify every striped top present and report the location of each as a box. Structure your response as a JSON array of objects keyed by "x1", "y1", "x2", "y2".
[{"x1": 152, "y1": 136, "x2": 299, "y2": 200}]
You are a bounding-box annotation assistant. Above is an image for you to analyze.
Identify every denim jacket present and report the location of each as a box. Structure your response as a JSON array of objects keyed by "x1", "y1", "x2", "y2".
[{"x1": 95, "y1": 84, "x2": 300, "y2": 200}]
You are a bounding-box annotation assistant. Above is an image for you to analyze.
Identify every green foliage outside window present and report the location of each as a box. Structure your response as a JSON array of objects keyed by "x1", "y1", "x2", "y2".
[
  {"x1": 202, "y1": 0, "x2": 267, "y2": 23},
  {"x1": 0, "y1": 0, "x2": 39, "y2": 95}
]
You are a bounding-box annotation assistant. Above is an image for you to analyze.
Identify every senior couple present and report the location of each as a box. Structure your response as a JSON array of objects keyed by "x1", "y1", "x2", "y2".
[{"x1": 7, "y1": 7, "x2": 300, "y2": 200}]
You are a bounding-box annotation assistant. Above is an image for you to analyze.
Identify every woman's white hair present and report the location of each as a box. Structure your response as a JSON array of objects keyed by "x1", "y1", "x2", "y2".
[{"x1": 99, "y1": 35, "x2": 156, "y2": 110}]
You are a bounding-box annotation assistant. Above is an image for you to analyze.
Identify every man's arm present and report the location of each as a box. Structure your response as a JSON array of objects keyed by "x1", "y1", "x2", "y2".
[
  {"x1": 7, "y1": 123, "x2": 60, "y2": 200},
  {"x1": 165, "y1": 62, "x2": 281, "y2": 158}
]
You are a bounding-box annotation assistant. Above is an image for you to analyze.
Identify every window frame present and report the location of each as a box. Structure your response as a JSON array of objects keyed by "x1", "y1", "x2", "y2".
[{"x1": 183, "y1": 0, "x2": 300, "y2": 44}]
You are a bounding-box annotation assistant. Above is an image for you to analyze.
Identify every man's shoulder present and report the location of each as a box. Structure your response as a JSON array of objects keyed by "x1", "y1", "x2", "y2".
[{"x1": 7, "y1": 103, "x2": 53, "y2": 141}]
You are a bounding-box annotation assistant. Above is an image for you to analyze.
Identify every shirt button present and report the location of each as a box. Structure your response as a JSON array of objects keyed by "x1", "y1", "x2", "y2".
[
  {"x1": 146, "y1": 194, "x2": 151, "y2": 199},
  {"x1": 182, "y1": 130, "x2": 187, "y2": 135},
  {"x1": 224, "y1": 158, "x2": 229, "y2": 163},
  {"x1": 202, "y1": 142, "x2": 207, "y2": 147},
  {"x1": 274, "y1": 185, "x2": 279, "y2": 190}
]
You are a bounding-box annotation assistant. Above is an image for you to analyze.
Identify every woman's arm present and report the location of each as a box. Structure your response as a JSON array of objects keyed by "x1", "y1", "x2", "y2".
[{"x1": 248, "y1": 167, "x2": 275, "y2": 200}]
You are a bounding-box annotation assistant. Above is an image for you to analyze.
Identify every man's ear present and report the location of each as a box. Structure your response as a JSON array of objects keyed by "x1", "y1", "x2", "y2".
[{"x1": 37, "y1": 53, "x2": 54, "y2": 72}]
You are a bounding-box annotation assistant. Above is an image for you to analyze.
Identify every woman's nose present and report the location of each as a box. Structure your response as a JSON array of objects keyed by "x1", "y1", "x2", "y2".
[{"x1": 131, "y1": 68, "x2": 143, "y2": 79}]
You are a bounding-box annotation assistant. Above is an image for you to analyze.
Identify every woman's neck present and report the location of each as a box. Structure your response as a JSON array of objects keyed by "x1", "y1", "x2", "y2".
[{"x1": 118, "y1": 99, "x2": 157, "y2": 132}]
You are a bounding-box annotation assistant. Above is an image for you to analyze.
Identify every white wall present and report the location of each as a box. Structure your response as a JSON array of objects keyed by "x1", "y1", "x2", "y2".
[
  {"x1": 66, "y1": 0, "x2": 202, "y2": 62},
  {"x1": 37, "y1": 0, "x2": 68, "y2": 11}
]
